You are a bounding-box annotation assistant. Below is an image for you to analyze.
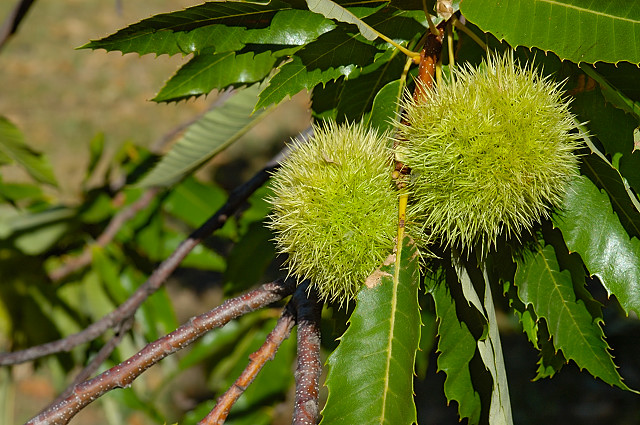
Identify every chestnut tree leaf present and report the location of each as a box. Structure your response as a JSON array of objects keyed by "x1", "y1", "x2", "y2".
[
  {"x1": 514, "y1": 242, "x2": 632, "y2": 390},
  {"x1": 80, "y1": 1, "x2": 297, "y2": 56},
  {"x1": 460, "y1": 0, "x2": 640, "y2": 65},
  {"x1": 427, "y1": 276, "x2": 482, "y2": 424},
  {"x1": 553, "y1": 175, "x2": 640, "y2": 317},
  {"x1": 321, "y1": 237, "x2": 421, "y2": 425},
  {"x1": 256, "y1": 28, "x2": 382, "y2": 109},
  {"x1": 0, "y1": 117, "x2": 57, "y2": 186},
  {"x1": 305, "y1": 0, "x2": 385, "y2": 40},
  {"x1": 153, "y1": 50, "x2": 278, "y2": 102},
  {"x1": 136, "y1": 84, "x2": 271, "y2": 188}
]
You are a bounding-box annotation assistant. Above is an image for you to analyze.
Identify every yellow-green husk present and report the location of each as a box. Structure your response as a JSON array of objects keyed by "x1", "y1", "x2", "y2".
[
  {"x1": 269, "y1": 121, "x2": 398, "y2": 305},
  {"x1": 396, "y1": 52, "x2": 581, "y2": 253}
]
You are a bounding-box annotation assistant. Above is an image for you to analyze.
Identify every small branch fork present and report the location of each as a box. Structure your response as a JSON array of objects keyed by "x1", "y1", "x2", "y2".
[
  {"x1": 26, "y1": 279, "x2": 297, "y2": 425},
  {"x1": 199, "y1": 283, "x2": 323, "y2": 425}
]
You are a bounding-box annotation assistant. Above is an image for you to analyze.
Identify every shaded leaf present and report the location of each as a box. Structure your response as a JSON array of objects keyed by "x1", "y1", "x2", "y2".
[
  {"x1": 367, "y1": 79, "x2": 404, "y2": 133},
  {"x1": 137, "y1": 84, "x2": 271, "y2": 188},
  {"x1": 321, "y1": 237, "x2": 420, "y2": 425},
  {"x1": 461, "y1": 0, "x2": 640, "y2": 65},
  {"x1": 580, "y1": 65, "x2": 640, "y2": 120},
  {"x1": 553, "y1": 175, "x2": 640, "y2": 316},
  {"x1": 514, "y1": 242, "x2": 631, "y2": 390},
  {"x1": 164, "y1": 176, "x2": 227, "y2": 228},
  {"x1": 427, "y1": 276, "x2": 482, "y2": 423},
  {"x1": 223, "y1": 223, "x2": 276, "y2": 295},
  {"x1": 0, "y1": 116, "x2": 57, "y2": 186}
]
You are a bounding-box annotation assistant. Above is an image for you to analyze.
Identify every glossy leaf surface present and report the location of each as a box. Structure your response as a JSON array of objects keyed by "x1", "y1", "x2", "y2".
[
  {"x1": 321, "y1": 237, "x2": 421, "y2": 425},
  {"x1": 514, "y1": 242, "x2": 630, "y2": 389},
  {"x1": 553, "y1": 175, "x2": 640, "y2": 316},
  {"x1": 461, "y1": 0, "x2": 640, "y2": 65}
]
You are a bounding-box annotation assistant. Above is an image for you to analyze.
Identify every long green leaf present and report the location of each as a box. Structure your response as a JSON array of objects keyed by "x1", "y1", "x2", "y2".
[
  {"x1": 306, "y1": 0, "x2": 385, "y2": 40},
  {"x1": 153, "y1": 50, "x2": 277, "y2": 102},
  {"x1": 321, "y1": 237, "x2": 421, "y2": 425},
  {"x1": 454, "y1": 257, "x2": 513, "y2": 425},
  {"x1": 257, "y1": 28, "x2": 382, "y2": 109},
  {"x1": 514, "y1": 242, "x2": 631, "y2": 390},
  {"x1": 427, "y1": 276, "x2": 482, "y2": 424},
  {"x1": 460, "y1": 0, "x2": 640, "y2": 65},
  {"x1": 553, "y1": 175, "x2": 640, "y2": 316},
  {"x1": 477, "y1": 266, "x2": 513, "y2": 425},
  {"x1": 136, "y1": 84, "x2": 270, "y2": 188},
  {"x1": 0, "y1": 117, "x2": 57, "y2": 186},
  {"x1": 81, "y1": 1, "x2": 295, "y2": 56}
]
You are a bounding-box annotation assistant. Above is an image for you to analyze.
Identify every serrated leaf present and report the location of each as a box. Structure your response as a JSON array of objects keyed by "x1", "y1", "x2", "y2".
[
  {"x1": 532, "y1": 324, "x2": 567, "y2": 380},
  {"x1": 81, "y1": 1, "x2": 296, "y2": 56},
  {"x1": 514, "y1": 242, "x2": 631, "y2": 390},
  {"x1": 0, "y1": 116, "x2": 57, "y2": 186},
  {"x1": 460, "y1": 0, "x2": 640, "y2": 65},
  {"x1": 137, "y1": 84, "x2": 270, "y2": 188},
  {"x1": 257, "y1": 27, "x2": 382, "y2": 109},
  {"x1": 153, "y1": 50, "x2": 278, "y2": 102},
  {"x1": 553, "y1": 175, "x2": 640, "y2": 316},
  {"x1": 581, "y1": 152, "x2": 640, "y2": 240},
  {"x1": 306, "y1": 0, "x2": 385, "y2": 40},
  {"x1": 321, "y1": 237, "x2": 420, "y2": 425},
  {"x1": 428, "y1": 277, "x2": 482, "y2": 424}
]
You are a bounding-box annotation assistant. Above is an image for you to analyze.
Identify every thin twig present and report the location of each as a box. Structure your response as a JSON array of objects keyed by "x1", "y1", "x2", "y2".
[
  {"x1": 0, "y1": 162, "x2": 277, "y2": 366},
  {"x1": 36, "y1": 315, "x2": 136, "y2": 417},
  {"x1": 26, "y1": 279, "x2": 297, "y2": 425},
  {"x1": 0, "y1": 0, "x2": 37, "y2": 50},
  {"x1": 49, "y1": 187, "x2": 161, "y2": 281},
  {"x1": 198, "y1": 294, "x2": 299, "y2": 425},
  {"x1": 292, "y1": 284, "x2": 323, "y2": 425}
]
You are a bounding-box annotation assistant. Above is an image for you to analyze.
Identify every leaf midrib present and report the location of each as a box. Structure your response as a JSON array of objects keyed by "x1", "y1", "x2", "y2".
[{"x1": 539, "y1": 0, "x2": 639, "y2": 24}]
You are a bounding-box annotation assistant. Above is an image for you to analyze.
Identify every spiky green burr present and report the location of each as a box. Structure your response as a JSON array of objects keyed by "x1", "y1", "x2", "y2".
[
  {"x1": 268, "y1": 121, "x2": 398, "y2": 305},
  {"x1": 396, "y1": 52, "x2": 581, "y2": 253}
]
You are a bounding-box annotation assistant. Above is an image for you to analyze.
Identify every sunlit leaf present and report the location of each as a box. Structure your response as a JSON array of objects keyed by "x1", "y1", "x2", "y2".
[
  {"x1": 321, "y1": 237, "x2": 420, "y2": 425},
  {"x1": 153, "y1": 50, "x2": 278, "y2": 102},
  {"x1": 461, "y1": 0, "x2": 640, "y2": 65},
  {"x1": 553, "y1": 175, "x2": 640, "y2": 316},
  {"x1": 514, "y1": 242, "x2": 631, "y2": 390}
]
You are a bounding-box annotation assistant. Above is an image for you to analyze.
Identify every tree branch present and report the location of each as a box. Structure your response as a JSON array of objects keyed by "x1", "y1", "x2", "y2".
[
  {"x1": 35, "y1": 316, "x2": 136, "y2": 417},
  {"x1": 198, "y1": 296, "x2": 298, "y2": 425},
  {"x1": 0, "y1": 0, "x2": 37, "y2": 51},
  {"x1": 0, "y1": 162, "x2": 277, "y2": 366},
  {"x1": 292, "y1": 285, "x2": 323, "y2": 425},
  {"x1": 26, "y1": 278, "x2": 297, "y2": 425}
]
